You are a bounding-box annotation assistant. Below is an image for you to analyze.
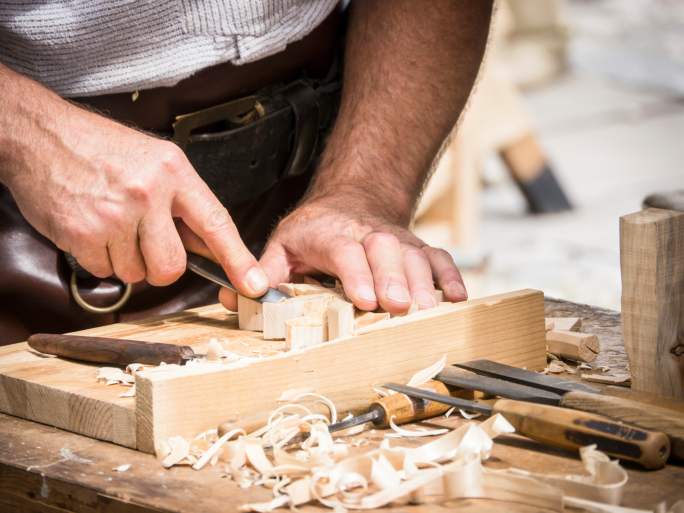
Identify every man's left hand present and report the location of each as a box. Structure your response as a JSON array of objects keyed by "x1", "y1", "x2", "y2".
[{"x1": 217, "y1": 194, "x2": 467, "y2": 314}]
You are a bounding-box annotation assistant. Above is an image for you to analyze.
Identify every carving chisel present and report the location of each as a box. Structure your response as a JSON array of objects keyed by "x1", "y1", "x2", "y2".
[
  {"x1": 447, "y1": 359, "x2": 684, "y2": 461},
  {"x1": 186, "y1": 252, "x2": 289, "y2": 303},
  {"x1": 382, "y1": 382, "x2": 671, "y2": 469},
  {"x1": 27, "y1": 333, "x2": 220, "y2": 366},
  {"x1": 218, "y1": 380, "x2": 460, "y2": 446}
]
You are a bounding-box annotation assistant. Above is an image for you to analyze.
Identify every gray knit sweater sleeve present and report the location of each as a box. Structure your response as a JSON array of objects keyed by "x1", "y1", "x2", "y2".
[{"x1": 0, "y1": 0, "x2": 337, "y2": 97}]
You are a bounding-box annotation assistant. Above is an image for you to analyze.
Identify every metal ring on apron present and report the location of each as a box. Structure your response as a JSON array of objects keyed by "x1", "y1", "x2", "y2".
[{"x1": 70, "y1": 272, "x2": 133, "y2": 314}]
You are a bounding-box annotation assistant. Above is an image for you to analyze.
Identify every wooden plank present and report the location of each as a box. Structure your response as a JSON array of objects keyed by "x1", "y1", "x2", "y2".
[
  {"x1": 620, "y1": 208, "x2": 684, "y2": 398},
  {"x1": 135, "y1": 289, "x2": 547, "y2": 454},
  {"x1": 0, "y1": 305, "x2": 284, "y2": 450}
]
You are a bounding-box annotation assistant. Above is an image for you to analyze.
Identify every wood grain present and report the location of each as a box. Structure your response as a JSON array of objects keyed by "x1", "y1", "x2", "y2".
[
  {"x1": 621, "y1": 208, "x2": 684, "y2": 398},
  {"x1": 0, "y1": 305, "x2": 286, "y2": 450},
  {"x1": 135, "y1": 289, "x2": 547, "y2": 454}
]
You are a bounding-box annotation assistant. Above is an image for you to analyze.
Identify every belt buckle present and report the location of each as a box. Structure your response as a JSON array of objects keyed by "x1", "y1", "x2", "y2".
[{"x1": 172, "y1": 96, "x2": 260, "y2": 151}]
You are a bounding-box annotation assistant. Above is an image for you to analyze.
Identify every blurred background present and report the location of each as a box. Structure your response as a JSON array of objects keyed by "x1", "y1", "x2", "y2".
[{"x1": 414, "y1": 0, "x2": 684, "y2": 311}]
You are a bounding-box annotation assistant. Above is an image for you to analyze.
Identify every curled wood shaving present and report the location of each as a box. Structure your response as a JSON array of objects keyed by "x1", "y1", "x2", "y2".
[
  {"x1": 126, "y1": 363, "x2": 145, "y2": 374},
  {"x1": 388, "y1": 416, "x2": 448, "y2": 437},
  {"x1": 112, "y1": 464, "x2": 130, "y2": 472},
  {"x1": 161, "y1": 393, "x2": 644, "y2": 513},
  {"x1": 459, "y1": 410, "x2": 481, "y2": 420},
  {"x1": 444, "y1": 407, "x2": 455, "y2": 418},
  {"x1": 162, "y1": 436, "x2": 190, "y2": 468},
  {"x1": 406, "y1": 354, "x2": 447, "y2": 387},
  {"x1": 96, "y1": 367, "x2": 135, "y2": 386}
]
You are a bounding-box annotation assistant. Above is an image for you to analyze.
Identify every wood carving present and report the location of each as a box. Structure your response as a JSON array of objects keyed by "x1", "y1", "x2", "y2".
[
  {"x1": 546, "y1": 330, "x2": 599, "y2": 363},
  {"x1": 327, "y1": 298, "x2": 355, "y2": 340},
  {"x1": 621, "y1": 208, "x2": 684, "y2": 398},
  {"x1": 263, "y1": 293, "x2": 335, "y2": 340},
  {"x1": 135, "y1": 289, "x2": 547, "y2": 453},
  {"x1": 237, "y1": 295, "x2": 263, "y2": 331},
  {"x1": 354, "y1": 311, "x2": 391, "y2": 330}
]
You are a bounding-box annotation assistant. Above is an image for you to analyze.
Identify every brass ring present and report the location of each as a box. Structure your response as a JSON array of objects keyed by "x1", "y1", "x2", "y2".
[{"x1": 70, "y1": 273, "x2": 133, "y2": 314}]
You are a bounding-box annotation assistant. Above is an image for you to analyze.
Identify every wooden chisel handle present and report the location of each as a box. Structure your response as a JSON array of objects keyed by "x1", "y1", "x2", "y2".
[
  {"x1": 492, "y1": 399, "x2": 671, "y2": 469},
  {"x1": 600, "y1": 386, "x2": 684, "y2": 413},
  {"x1": 27, "y1": 333, "x2": 194, "y2": 366},
  {"x1": 560, "y1": 391, "x2": 684, "y2": 461}
]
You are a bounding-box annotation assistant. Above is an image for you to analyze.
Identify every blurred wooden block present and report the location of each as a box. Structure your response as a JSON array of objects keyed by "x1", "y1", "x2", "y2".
[{"x1": 621, "y1": 208, "x2": 684, "y2": 398}]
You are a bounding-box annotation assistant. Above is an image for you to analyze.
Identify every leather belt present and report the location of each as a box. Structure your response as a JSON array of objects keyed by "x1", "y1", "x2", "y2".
[{"x1": 171, "y1": 77, "x2": 342, "y2": 209}]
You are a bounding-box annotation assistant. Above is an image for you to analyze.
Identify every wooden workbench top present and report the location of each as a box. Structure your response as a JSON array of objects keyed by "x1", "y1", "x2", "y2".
[{"x1": 1, "y1": 298, "x2": 682, "y2": 512}]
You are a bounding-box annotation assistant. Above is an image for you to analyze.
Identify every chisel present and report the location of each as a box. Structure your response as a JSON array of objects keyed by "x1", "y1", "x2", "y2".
[
  {"x1": 382, "y1": 382, "x2": 671, "y2": 470},
  {"x1": 444, "y1": 359, "x2": 684, "y2": 461},
  {"x1": 219, "y1": 380, "x2": 458, "y2": 446},
  {"x1": 186, "y1": 252, "x2": 289, "y2": 304},
  {"x1": 27, "y1": 333, "x2": 223, "y2": 366}
]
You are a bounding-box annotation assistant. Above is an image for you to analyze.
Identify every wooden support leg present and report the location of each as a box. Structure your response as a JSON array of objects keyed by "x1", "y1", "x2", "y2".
[{"x1": 620, "y1": 208, "x2": 684, "y2": 398}]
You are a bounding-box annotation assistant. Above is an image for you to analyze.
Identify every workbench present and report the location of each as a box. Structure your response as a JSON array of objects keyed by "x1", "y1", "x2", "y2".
[{"x1": 1, "y1": 298, "x2": 682, "y2": 512}]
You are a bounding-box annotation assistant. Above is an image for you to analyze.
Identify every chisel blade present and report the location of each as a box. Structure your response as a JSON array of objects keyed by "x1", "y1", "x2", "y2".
[
  {"x1": 453, "y1": 359, "x2": 600, "y2": 396},
  {"x1": 381, "y1": 383, "x2": 493, "y2": 416},
  {"x1": 186, "y1": 252, "x2": 290, "y2": 304},
  {"x1": 436, "y1": 367, "x2": 563, "y2": 405}
]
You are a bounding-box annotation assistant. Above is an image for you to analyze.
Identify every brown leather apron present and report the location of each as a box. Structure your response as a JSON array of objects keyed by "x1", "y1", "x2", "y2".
[{"x1": 0, "y1": 7, "x2": 344, "y2": 345}]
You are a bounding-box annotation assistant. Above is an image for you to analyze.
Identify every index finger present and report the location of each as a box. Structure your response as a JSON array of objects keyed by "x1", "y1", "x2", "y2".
[{"x1": 172, "y1": 181, "x2": 269, "y2": 297}]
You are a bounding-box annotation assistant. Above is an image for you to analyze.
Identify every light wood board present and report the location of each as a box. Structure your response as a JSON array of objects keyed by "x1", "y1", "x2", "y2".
[
  {"x1": 135, "y1": 289, "x2": 546, "y2": 453},
  {"x1": 621, "y1": 208, "x2": 684, "y2": 398},
  {"x1": 0, "y1": 289, "x2": 546, "y2": 454}
]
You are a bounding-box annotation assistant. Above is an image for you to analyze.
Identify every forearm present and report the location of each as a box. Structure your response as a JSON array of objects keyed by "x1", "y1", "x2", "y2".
[{"x1": 307, "y1": 0, "x2": 493, "y2": 225}]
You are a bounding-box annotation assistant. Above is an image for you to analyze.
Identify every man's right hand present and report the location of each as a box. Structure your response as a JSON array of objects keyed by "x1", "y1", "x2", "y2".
[{"x1": 0, "y1": 63, "x2": 269, "y2": 297}]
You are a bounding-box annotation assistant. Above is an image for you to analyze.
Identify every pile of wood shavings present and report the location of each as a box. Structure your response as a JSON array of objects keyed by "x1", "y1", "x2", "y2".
[{"x1": 154, "y1": 356, "x2": 674, "y2": 513}]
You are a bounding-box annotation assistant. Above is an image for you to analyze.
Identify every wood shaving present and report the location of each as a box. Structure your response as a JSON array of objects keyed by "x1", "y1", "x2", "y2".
[
  {"x1": 406, "y1": 354, "x2": 447, "y2": 387},
  {"x1": 459, "y1": 410, "x2": 481, "y2": 420},
  {"x1": 112, "y1": 464, "x2": 130, "y2": 472},
  {"x1": 126, "y1": 363, "x2": 145, "y2": 374},
  {"x1": 119, "y1": 384, "x2": 136, "y2": 398},
  {"x1": 444, "y1": 407, "x2": 455, "y2": 418},
  {"x1": 158, "y1": 393, "x2": 647, "y2": 513},
  {"x1": 388, "y1": 416, "x2": 448, "y2": 437},
  {"x1": 207, "y1": 338, "x2": 226, "y2": 357},
  {"x1": 548, "y1": 362, "x2": 566, "y2": 374},
  {"x1": 96, "y1": 367, "x2": 135, "y2": 386}
]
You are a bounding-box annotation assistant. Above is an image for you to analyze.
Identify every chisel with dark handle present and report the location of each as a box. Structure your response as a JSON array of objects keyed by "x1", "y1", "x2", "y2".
[
  {"x1": 27, "y1": 333, "x2": 194, "y2": 366},
  {"x1": 383, "y1": 382, "x2": 671, "y2": 470}
]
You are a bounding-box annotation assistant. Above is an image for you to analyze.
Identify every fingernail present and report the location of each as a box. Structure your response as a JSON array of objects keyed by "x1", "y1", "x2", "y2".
[
  {"x1": 386, "y1": 284, "x2": 410, "y2": 304},
  {"x1": 448, "y1": 281, "x2": 468, "y2": 299},
  {"x1": 358, "y1": 285, "x2": 377, "y2": 303},
  {"x1": 413, "y1": 291, "x2": 437, "y2": 309},
  {"x1": 245, "y1": 268, "x2": 269, "y2": 294}
]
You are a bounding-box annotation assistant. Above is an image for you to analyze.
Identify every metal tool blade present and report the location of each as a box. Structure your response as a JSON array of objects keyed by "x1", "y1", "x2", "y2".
[
  {"x1": 277, "y1": 409, "x2": 381, "y2": 449},
  {"x1": 436, "y1": 367, "x2": 563, "y2": 405},
  {"x1": 381, "y1": 383, "x2": 493, "y2": 416},
  {"x1": 186, "y1": 252, "x2": 290, "y2": 304},
  {"x1": 453, "y1": 359, "x2": 600, "y2": 396}
]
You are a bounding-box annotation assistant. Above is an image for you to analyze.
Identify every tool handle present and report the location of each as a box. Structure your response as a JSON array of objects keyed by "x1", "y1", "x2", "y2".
[
  {"x1": 27, "y1": 333, "x2": 193, "y2": 366},
  {"x1": 493, "y1": 399, "x2": 671, "y2": 469},
  {"x1": 560, "y1": 391, "x2": 684, "y2": 461},
  {"x1": 371, "y1": 380, "x2": 452, "y2": 428},
  {"x1": 600, "y1": 386, "x2": 684, "y2": 413}
]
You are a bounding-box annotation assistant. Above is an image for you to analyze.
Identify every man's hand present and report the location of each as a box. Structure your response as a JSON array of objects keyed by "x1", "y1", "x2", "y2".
[
  {"x1": 221, "y1": 0, "x2": 490, "y2": 314},
  {"x1": 0, "y1": 63, "x2": 269, "y2": 297},
  {"x1": 219, "y1": 195, "x2": 467, "y2": 313}
]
